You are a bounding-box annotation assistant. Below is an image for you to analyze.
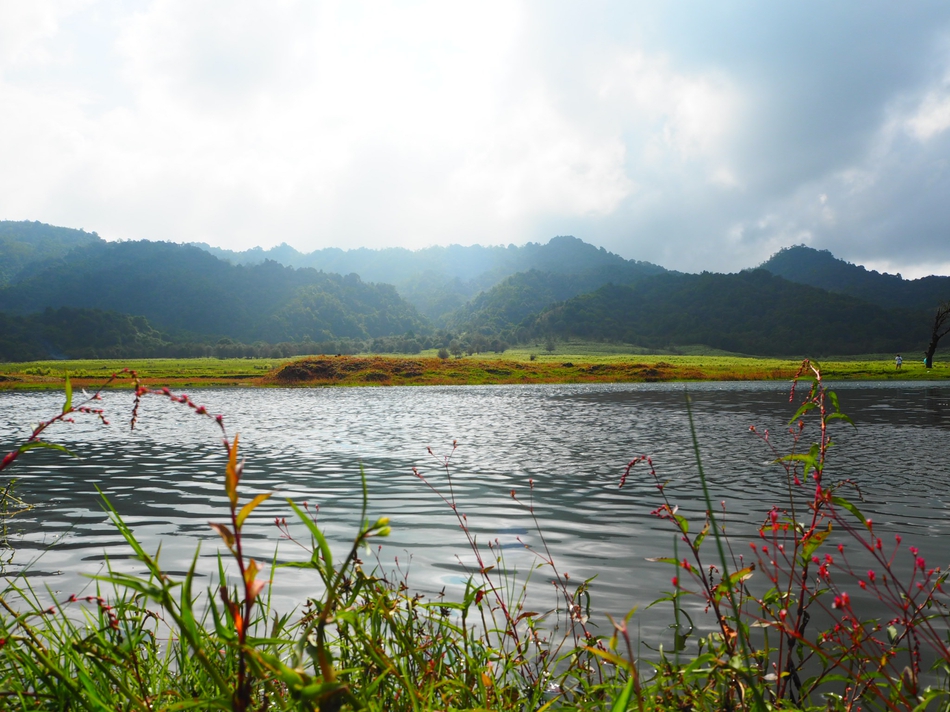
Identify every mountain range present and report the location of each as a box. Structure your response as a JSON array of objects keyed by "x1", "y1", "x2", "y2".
[{"x1": 0, "y1": 220, "x2": 947, "y2": 360}]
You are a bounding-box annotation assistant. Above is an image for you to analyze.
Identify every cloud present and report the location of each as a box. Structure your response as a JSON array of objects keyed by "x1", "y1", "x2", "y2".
[{"x1": 1, "y1": 1, "x2": 950, "y2": 276}]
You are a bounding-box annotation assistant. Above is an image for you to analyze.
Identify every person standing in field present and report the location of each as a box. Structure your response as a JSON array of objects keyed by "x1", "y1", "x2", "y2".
[{"x1": 895, "y1": 354, "x2": 903, "y2": 369}]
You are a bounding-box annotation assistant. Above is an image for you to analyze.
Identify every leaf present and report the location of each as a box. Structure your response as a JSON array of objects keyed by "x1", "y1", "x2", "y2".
[
  {"x1": 18, "y1": 441, "x2": 76, "y2": 458},
  {"x1": 727, "y1": 566, "x2": 755, "y2": 585},
  {"x1": 777, "y1": 443, "x2": 821, "y2": 478},
  {"x1": 828, "y1": 390, "x2": 840, "y2": 412},
  {"x1": 209, "y1": 522, "x2": 235, "y2": 551},
  {"x1": 831, "y1": 496, "x2": 867, "y2": 526},
  {"x1": 179, "y1": 549, "x2": 202, "y2": 644},
  {"x1": 800, "y1": 522, "x2": 833, "y2": 563},
  {"x1": 584, "y1": 645, "x2": 634, "y2": 672},
  {"x1": 225, "y1": 434, "x2": 240, "y2": 507},
  {"x1": 714, "y1": 566, "x2": 755, "y2": 602},
  {"x1": 788, "y1": 400, "x2": 817, "y2": 425},
  {"x1": 694, "y1": 520, "x2": 710, "y2": 550},
  {"x1": 63, "y1": 374, "x2": 73, "y2": 414},
  {"x1": 226, "y1": 599, "x2": 243, "y2": 636},
  {"x1": 611, "y1": 675, "x2": 636, "y2": 712},
  {"x1": 299, "y1": 681, "x2": 344, "y2": 701},
  {"x1": 826, "y1": 412, "x2": 856, "y2": 428},
  {"x1": 236, "y1": 492, "x2": 272, "y2": 528},
  {"x1": 288, "y1": 500, "x2": 333, "y2": 572},
  {"x1": 244, "y1": 558, "x2": 267, "y2": 605},
  {"x1": 244, "y1": 557, "x2": 261, "y2": 586}
]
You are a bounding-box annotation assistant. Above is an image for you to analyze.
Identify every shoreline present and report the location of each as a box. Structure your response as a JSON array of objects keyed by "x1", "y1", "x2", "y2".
[{"x1": 1, "y1": 353, "x2": 947, "y2": 390}]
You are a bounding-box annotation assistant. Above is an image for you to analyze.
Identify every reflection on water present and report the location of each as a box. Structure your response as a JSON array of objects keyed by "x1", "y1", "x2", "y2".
[{"x1": 1, "y1": 381, "x2": 949, "y2": 636}]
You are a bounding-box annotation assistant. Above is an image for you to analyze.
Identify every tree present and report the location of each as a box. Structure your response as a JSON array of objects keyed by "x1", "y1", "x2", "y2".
[
  {"x1": 924, "y1": 300, "x2": 950, "y2": 368},
  {"x1": 437, "y1": 347, "x2": 450, "y2": 360}
]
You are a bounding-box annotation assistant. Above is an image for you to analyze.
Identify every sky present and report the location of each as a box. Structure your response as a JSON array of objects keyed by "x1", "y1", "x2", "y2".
[{"x1": 2, "y1": 1, "x2": 950, "y2": 277}]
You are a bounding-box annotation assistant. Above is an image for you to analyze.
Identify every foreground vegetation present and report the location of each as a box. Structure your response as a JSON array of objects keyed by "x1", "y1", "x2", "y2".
[
  {"x1": 0, "y1": 365, "x2": 950, "y2": 709},
  {"x1": 1, "y1": 350, "x2": 948, "y2": 390}
]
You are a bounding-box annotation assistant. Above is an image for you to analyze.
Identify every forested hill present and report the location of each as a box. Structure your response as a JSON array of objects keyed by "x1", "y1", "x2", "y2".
[
  {"x1": 0, "y1": 220, "x2": 102, "y2": 287},
  {"x1": 760, "y1": 245, "x2": 950, "y2": 312},
  {"x1": 448, "y1": 263, "x2": 665, "y2": 334},
  {"x1": 194, "y1": 235, "x2": 668, "y2": 322},
  {"x1": 0, "y1": 220, "x2": 943, "y2": 360},
  {"x1": 194, "y1": 234, "x2": 658, "y2": 282},
  {"x1": 0, "y1": 240, "x2": 425, "y2": 344},
  {"x1": 0, "y1": 308, "x2": 166, "y2": 362},
  {"x1": 531, "y1": 270, "x2": 930, "y2": 356}
]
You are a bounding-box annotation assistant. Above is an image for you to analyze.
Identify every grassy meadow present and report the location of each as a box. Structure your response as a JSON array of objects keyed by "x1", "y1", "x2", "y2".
[{"x1": 0, "y1": 344, "x2": 948, "y2": 390}]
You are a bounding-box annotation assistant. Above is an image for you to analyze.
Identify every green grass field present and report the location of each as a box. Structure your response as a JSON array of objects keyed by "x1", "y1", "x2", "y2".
[
  {"x1": 1, "y1": 345, "x2": 948, "y2": 390},
  {"x1": 0, "y1": 357, "x2": 288, "y2": 389}
]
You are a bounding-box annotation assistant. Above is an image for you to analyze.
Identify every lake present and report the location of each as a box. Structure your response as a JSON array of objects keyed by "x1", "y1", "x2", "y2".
[{"x1": 1, "y1": 380, "x2": 949, "y2": 641}]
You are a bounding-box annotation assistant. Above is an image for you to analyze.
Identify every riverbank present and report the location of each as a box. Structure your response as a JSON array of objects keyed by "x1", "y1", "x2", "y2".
[{"x1": 0, "y1": 352, "x2": 947, "y2": 389}]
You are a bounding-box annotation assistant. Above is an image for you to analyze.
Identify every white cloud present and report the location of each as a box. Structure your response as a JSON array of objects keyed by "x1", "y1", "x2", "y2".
[
  {"x1": 906, "y1": 83, "x2": 950, "y2": 141},
  {"x1": 1, "y1": 1, "x2": 950, "y2": 276}
]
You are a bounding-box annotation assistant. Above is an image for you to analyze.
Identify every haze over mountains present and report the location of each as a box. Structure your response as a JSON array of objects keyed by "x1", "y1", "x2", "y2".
[{"x1": 0, "y1": 220, "x2": 946, "y2": 361}]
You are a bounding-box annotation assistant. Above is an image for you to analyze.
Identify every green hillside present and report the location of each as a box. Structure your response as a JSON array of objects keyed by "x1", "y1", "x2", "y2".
[
  {"x1": 0, "y1": 307, "x2": 166, "y2": 362},
  {"x1": 0, "y1": 240, "x2": 425, "y2": 344},
  {"x1": 0, "y1": 220, "x2": 102, "y2": 287},
  {"x1": 449, "y1": 263, "x2": 665, "y2": 335},
  {"x1": 760, "y1": 245, "x2": 950, "y2": 312},
  {"x1": 195, "y1": 235, "x2": 668, "y2": 322},
  {"x1": 531, "y1": 270, "x2": 929, "y2": 356}
]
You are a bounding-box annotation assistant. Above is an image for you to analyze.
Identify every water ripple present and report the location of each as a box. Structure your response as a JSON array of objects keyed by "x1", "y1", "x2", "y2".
[{"x1": 2, "y1": 381, "x2": 949, "y2": 632}]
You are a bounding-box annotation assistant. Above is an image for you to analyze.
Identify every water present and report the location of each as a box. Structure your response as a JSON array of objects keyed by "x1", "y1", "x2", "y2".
[{"x1": 1, "y1": 381, "x2": 949, "y2": 641}]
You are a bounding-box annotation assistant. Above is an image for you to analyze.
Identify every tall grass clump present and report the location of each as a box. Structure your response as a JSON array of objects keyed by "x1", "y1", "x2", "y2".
[{"x1": 0, "y1": 362, "x2": 949, "y2": 709}]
